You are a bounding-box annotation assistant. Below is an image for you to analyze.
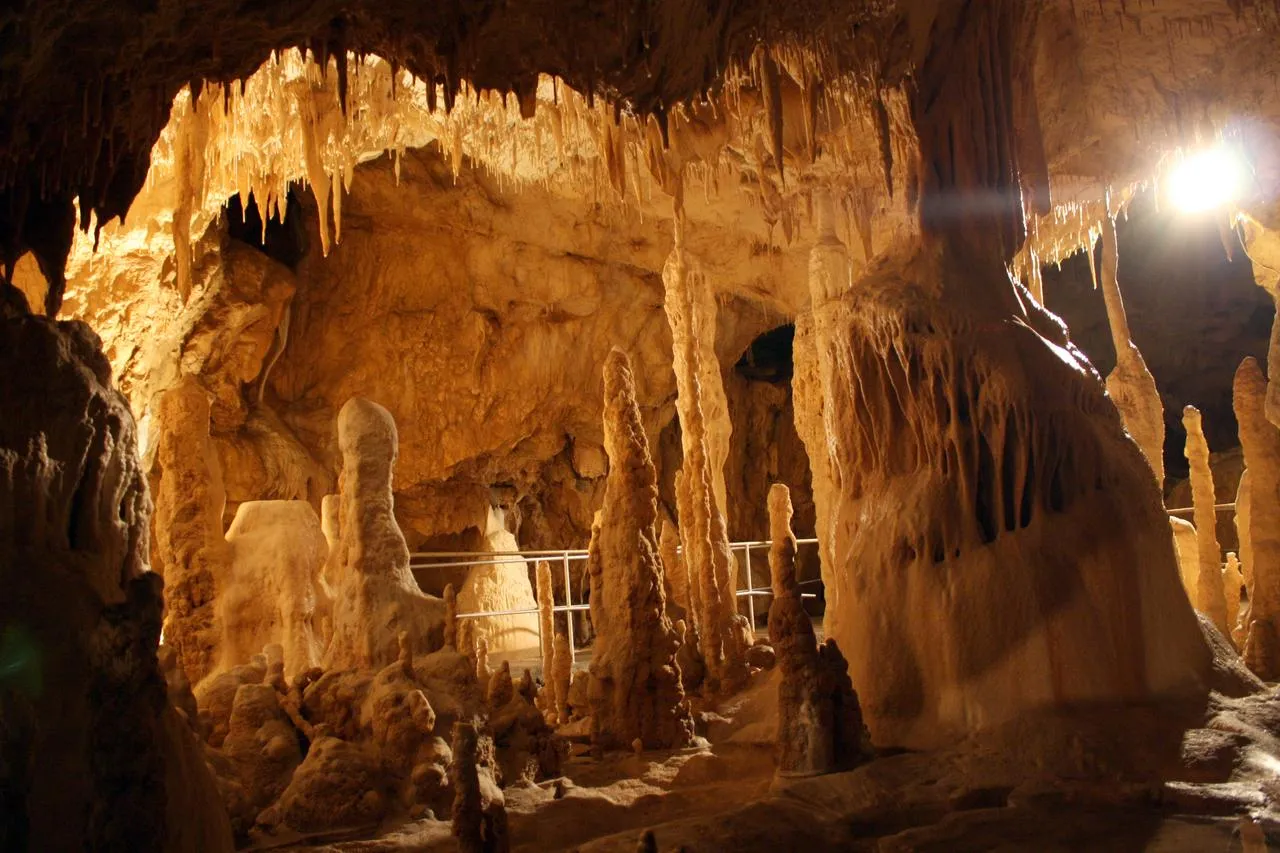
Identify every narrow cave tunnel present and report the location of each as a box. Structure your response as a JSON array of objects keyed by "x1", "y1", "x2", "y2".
[{"x1": 8, "y1": 3, "x2": 1280, "y2": 852}]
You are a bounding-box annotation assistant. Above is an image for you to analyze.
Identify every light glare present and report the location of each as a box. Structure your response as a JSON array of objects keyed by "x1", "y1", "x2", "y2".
[{"x1": 1167, "y1": 146, "x2": 1246, "y2": 214}]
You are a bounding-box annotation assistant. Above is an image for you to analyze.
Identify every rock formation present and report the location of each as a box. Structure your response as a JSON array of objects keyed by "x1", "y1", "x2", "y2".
[
  {"x1": 324, "y1": 397, "x2": 444, "y2": 669},
  {"x1": 0, "y1": 313, "x2": 232, "y2": 851},
  {"x1": 587, "y1": 349, "x2": 693, "y2": 750},
  {"x1": 154, "y1": 375, "x2": 231, "y2": 685},
  {"x1": 451, "y1": 721, "x2": 509, "y2": 853},
  {"x1": 1234, "y1": 358, "x2": 1280, "y2": 679},
  {"x1": 662, "y1": 223, "x2": 747, "y2": 694},
  {"x1": 1184, "y1": 406, "x2": 1229, "y2": 634},
  {"x1": 457, "y1": 506, "x2": 539, "y2": 654},
  {"x1": 793, "y1": 240, "x2": 1211, "y2": 748},
  {"x1": 1170, "y1": 517, "x2": 1201, "y2": 608},
  {"x1": 767, "y1": 484, "x2": 869, "y2": 776},
  {"x1": 1237, "y1": 471, "x2": 1255, "y2": 597},
  {"x1": 1099, "y1": 214, "x2": 1165, "y2": 486},
  {"x1": 218, "y1": 500, "x2": 331, "y2": 679},
  {"x1": 659, "y1": 518, "x2": 691, "y2": 621},
  {"x1": 536, "y1": 560, "x2": 555, "y2": 679},
  {"x1": 1225, "y1": 552, "x2": 1244, "y2": 647},
  {"x1": 320, "y1": 493, "x2": 342, "y2": 592},
  {"x1": 551, "y1": 632, "x2": 573, "y2": 725},
  {"x1": 444, "y1": 582, "x2": 459, "y2": 650}
]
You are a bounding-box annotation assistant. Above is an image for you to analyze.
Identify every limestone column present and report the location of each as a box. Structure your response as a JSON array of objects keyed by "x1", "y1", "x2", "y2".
[
  {"x1": 1235, "y1": 358, "x2": 1280, "y2": 678},
  {"x1": 1100, "y1": 213, "x2": 1165, "y2": 486},
  {"x1": 1183, "y1": 406, "x2": 1228, "y2": 633},
  {"x1": 154, "y1": 376, "x2": 231, "y2": 685},
  {"x1": 586, "y1": 349, "x2": 693, "y2": 750}
]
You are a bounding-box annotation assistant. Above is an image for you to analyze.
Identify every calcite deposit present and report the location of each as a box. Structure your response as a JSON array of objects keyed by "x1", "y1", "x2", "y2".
[
  {"x1": 324, "y1": 397, "x2": 444, "y2": 669},
  {"x1": 457, "y1": 507, "x2": 540, "y2": 654},
  {"x1": 219, "y1": 500, "x2": 331, "y2": 679},
  {"x1": 1184, "y1": 406, "x2": 1230, "y2": 634},
  {"x1": 767, "y1": 484, "x2": 869, "y2": 776},
  {"x1": 587, "y1": 349, "x2": 693, "y2": 750},
  {"x1": 1235, "y1": 358, "x2": 1280, "y2": 679}
]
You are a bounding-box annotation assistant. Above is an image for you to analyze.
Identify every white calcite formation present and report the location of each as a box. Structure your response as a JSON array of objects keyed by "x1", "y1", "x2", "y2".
[
  {"x1": 1183, "y1": 406, "x2": 1229, "y2": 634},
  {"x1": 218, "y1": 500, "x2": 332, "y2": 679},
  {"x1": 457, "y1": 506, "x2": 540, "y2": 654},
  {"x1": 324, "y1": 397, "x2": 444, "y2": 669},
  {"x1": 586, "y1": 349, "x2": 694, "y2": 750}
]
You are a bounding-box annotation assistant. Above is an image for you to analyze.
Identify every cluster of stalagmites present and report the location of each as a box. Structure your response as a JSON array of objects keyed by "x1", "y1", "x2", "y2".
[{"x1": 149, "y1": 393, "x2": 562, "y2": 843}]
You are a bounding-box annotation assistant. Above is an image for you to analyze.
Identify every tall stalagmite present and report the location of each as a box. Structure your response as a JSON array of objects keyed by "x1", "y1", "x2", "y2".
[
  {"x1": 586, "y1": 348, "x2": 693, "y2": 750},
  {"x1": 662, "y1": 223, "x2": 746, "y2": 693},
  {"x1": 451, "y1": 721, "x2": 509, "y2": 853},
  {"x1": 324, "y1": 397, "x2": 443, "y2": 669},
  {"x1": 154, "y1": 375, "x2": 230, "y2": 685},
  {"x1": 1235, "y1": 358, "x2": 1280, "y2": 679},
  {"x1": 536, "y1": 560, "x2": 555, "y2": 680},
  {"x1": 767, "y1": 484, "x2": 868, "y2": 776},
  {"x1": 659, "y1": 518, "x2": 692, "y2": 621},
  {"x1": 1184, "y1": 406, "x2": 1229, "y2": 634},
  {"x1": 1099, "y1": 213, "x2": 1165, "y2": 486}
]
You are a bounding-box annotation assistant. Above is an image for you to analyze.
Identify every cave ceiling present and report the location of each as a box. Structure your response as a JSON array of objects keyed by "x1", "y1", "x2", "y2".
[{"x1": 4, "y1": 0, "x2": 1280, "y2": 316}]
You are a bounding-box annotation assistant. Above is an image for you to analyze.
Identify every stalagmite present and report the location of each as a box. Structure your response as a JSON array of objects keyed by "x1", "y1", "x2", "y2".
[
  {"x1": 1184, "y1": 406, "x2": 1229, "y2": 634},
  {"x1": 659, "y1": 518, "x2": 692, "y2": 620},
  {"x1": 767, "y1": 484, "x2": 869, "y2": 776},
  {"x1": 1225, "y1": 552, "x2": 1244, "y2": 647},
  {"x1": 1235, "y1": 358, "x2": 1280, "y2": 679},
  {"x1": 488, "y1": 660, "x2": 515, "y2": 708},
  {"x1": 444, "y1": 582, "x2": 459, "y2": 650},
  {"x1": 1237, "y1": 470, "x2": 1255, "y2": 597},
  {"x1": 1100, "y1": 213, "x2": 1165, "y2": 486},
  {"x1": 662, "y1": 222, "x2": 746, "y2": 692},
  {"x1": 458, "y1": 506, "x2": 540, "y2": 653},
  {"x1": 476, "y1": 636, "x2": 492, "y2": 684},
  {"x1": 587, "y1": 349, "x2": 693, "y2": 750},
  {"x1": 154, "y1": 376, "x2": 231, "y2": 685},
  {"x1": 1170, "y1": 517, "x2": 1201, "y2": 608},
  {"x1": 551, "y1": 632, "x2": 572, "y2": 724},
  {"x1": 536, "y1": 560, "x2": 555, "y2": 680},
  {"x1": 673, "y1": 469, "x2": 703, "y2": 630},
  {"x1": 324, "y1": 397, "x2": 443, "y2": 669},
  {"x1": 451, "y1": 722, "x2": 509, "y2": 853},
  {"x1": 320, "y1": 493, "x2": 342, "y2": 593}
]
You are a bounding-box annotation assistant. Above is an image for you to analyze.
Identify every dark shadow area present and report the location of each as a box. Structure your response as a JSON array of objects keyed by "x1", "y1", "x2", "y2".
[{"x1": 222, "y1": 189, "x2": 309, "y2": 270}]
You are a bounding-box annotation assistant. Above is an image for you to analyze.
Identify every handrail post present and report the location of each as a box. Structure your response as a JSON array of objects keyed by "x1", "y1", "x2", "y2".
[
  {"x1": 562, "y1": 551, "x2": 576, "y2": 666},
  {"x1": 744, "y1": 542, "x2": 756, "y2": 632}
]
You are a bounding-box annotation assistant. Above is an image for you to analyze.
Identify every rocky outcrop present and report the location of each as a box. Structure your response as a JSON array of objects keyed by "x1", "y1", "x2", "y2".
[
  {"x1": 587, "y1": 349, "x2": 693, "y2": 750},
  {"x1": 218, "y1": 500, "x2": 331, "y2": 679},
  {"x1": 1235, "y1": 358, "x2": 1280, "y2": 679},
  {"x1": 767, "y1": 484, "x2": 869, "y2": 776},
  {"x1": 1183, "y1": 406, "x2": 1228, "y2": 633},
  {"x1": 324, "y1": 397, "x2": 443, "y2": 669},
  {"x1": 0, "y1": 313, "x2": 232, "y2": 851},
  {"x1": 154, "y1": 376, "x2": 230, "y2": 685}
]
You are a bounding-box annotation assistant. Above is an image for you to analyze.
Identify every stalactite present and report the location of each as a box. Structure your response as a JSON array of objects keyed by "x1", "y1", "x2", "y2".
[{"x1": 1183, "y1": 406, "x2": 1229, "y2": 633}]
